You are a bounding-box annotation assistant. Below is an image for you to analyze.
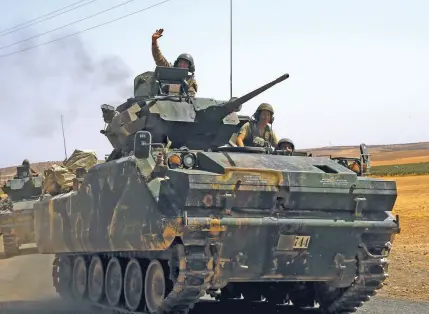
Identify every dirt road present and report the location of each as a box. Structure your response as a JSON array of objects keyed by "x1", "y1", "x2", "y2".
[{"x1": 0, "y1": 246, "x2": 428, "y2": 314}]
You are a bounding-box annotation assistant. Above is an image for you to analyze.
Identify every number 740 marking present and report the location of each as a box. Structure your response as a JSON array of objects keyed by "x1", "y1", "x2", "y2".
[{"x1": 293, "y1": 236, "x2": 311, "y2": 249}]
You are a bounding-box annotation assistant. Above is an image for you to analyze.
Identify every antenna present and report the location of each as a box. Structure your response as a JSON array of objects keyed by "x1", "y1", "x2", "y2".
[
  {"x1": 229, "y1": 0, "x2": 232, "y2": 99},
  {"x1": 61, "y1": 114, "x2": 68, "y2": 160}
]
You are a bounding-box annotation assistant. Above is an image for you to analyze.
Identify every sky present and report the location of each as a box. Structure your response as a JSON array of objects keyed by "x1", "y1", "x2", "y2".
[{"x1": 0, "y1": 0, "x2": 427, "y2": 167}]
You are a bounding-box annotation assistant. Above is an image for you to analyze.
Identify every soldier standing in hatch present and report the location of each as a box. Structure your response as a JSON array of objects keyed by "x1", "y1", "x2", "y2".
[
  {"x1": 151, "y1": 28, "x2": 198, "y2": 97},
  {"x1": 236, "y1": 103, "x2": 279, "y2": 148},
  {"x1": 276, "y1": 138, "x2": 295, "y2": 153},
  {"x1": 22, "y1": 159, "x2": 38, "y2": 176}
]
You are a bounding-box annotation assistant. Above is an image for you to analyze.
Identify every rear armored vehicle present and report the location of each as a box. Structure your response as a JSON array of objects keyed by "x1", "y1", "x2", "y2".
[
  {"x1": 0, "y1": 165, "x2": 42, "y2": 257},
  {"x1": 33, "y1": 66, "x2": 400, "y2": 313}
]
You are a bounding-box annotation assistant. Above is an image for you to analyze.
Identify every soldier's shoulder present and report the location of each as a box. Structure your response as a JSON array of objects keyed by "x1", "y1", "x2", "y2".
[{"x1": 238, "y1": 121, "x2": 251, "y2": 132}]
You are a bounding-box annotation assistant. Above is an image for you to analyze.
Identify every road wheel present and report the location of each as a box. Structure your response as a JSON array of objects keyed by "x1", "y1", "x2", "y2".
[
  {"x1": 144, "y1": 259, "x2": 166, "y2": 313},
  {"x1": 72, "y1": 256, "x2": 88, "y2": 300},
  {"x1": 88, "y1": 255, "x2": 105, "y2": 303},
  {"x1": 105, "y1": 257, "x2": 124, "y2": 306},
  {"x1": 124, "y1": 258, "x2": 147, "y2": 311}
]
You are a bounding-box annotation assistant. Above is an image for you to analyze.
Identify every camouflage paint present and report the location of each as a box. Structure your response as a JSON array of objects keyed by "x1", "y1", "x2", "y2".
[
  {"x1": 33, "y1": 68, "x2": 400, "y2": 313},
  {"x1": 106, "y1": 69, "x2": 289, "y2": 155},
  {"x1": 34, "y1": 150, "x2": 399, "y2": 289},
  {"x1": 0, "y1": 170, "x2": 42, "y2": 255}
]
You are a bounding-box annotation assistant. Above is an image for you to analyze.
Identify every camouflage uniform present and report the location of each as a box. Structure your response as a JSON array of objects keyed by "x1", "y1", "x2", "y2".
[
  {"x1": 151, "y1": 42, "x2": 198, "y2": 97},
  {"x1": 237, "y1": 103, "x2": 278, "y2": 147},
  {"x1": 0, "y1": 196, "x2": 13, "y2": 212}
]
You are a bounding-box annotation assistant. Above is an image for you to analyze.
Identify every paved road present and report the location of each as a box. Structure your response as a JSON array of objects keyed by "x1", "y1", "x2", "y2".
[{"x1": 0, "y1": 244, "x2": 427, "y2": 314}]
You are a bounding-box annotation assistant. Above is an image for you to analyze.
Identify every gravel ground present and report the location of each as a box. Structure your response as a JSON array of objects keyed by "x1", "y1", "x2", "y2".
[
  {"x1": 0, "y1": 297, "x2": 428, "y2": 314},
  {"x1": 358, "y1": 297, "x2": 429, "y2": 314},
  {"x1": 0, "y1": 244, "x2": 427, "y2": 314}
]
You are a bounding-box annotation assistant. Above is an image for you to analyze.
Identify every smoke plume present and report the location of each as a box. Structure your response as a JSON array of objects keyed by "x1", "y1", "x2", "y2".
[{"x1": 0, "y1": 28, "x2": 133, "y2": 138}]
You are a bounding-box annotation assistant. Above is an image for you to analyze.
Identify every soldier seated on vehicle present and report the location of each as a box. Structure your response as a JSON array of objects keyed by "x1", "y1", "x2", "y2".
[
  {"x1": 276, "y1": 138, "x2": 295, "y2": 153},
  {"x1": 236, "y1": 103, "x2": 279, "y2": 148},
  {"x1": 150, "y1": 28, "x2": 198, "y2": 97}
]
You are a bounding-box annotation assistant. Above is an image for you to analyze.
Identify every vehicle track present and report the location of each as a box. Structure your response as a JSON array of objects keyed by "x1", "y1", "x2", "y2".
[{"x1": 0, "y1": 244, "x2": 427, "y2": 314}]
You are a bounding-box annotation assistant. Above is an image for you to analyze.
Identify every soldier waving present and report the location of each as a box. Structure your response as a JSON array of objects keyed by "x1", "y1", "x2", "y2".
[{"x1": 151, "y1": 28, "x2": 198, "y2": 97}]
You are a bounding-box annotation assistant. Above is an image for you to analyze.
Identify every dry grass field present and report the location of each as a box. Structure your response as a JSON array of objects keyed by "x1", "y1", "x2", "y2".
[
  {"x1": 312, "y1": 143, "x2": 429, "y2": 300},
  {"x1": 0, "y1": 141, "x2": 429, "y2": 301},
  {"x1": 376, "y1": 175, "x2": 429, "y2": 301},
  {"x1": 308, "y1": 141, "x2": 429, "y2": 166}
]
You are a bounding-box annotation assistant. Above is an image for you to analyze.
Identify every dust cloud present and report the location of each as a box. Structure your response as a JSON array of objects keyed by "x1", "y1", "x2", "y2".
[{"x1": 0, "y1": 28, "x2": 132, "y2": 138}]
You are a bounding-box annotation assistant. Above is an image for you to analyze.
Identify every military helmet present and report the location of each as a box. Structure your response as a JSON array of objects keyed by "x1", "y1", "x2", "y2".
[
  {"x1": 22, "y1": 159, "x2": 30, "y2": 165},
  {"x1": 277, "y1": 138, "x2": 295, "y2": 150},
  {"x1": 256, "y1": 103, "x2": 274, "y2": 114},
  {"x1": 253, "y1": 102, "x2": 274, "y2": 123},
  {"x1": 174, "y1": 53, "x2": 195, "y2": 73}
]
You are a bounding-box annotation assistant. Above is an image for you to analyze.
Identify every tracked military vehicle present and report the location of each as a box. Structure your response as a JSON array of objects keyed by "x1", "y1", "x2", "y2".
[
  {"x1": 33, "y1": 66, "x2": 400, "y2": 314},
  {"x1": 0, "y1": 166, "x2": 42, "y2": 257}
]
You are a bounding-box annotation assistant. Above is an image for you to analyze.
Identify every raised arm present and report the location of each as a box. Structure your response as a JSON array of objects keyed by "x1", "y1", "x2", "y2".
[{"x1": 151, "y1": 28, "x2": 171, "y2": 67}]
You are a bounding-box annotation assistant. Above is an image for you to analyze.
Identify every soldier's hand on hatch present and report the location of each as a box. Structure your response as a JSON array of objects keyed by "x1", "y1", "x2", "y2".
[{"x1": 152, "y1": 29, "x2": 164, "y2": 41}]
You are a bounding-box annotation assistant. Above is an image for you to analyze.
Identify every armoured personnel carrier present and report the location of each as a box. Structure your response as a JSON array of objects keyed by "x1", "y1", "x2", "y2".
[
  {"x1": 33, "y1": 66, "x2": 400, "y2": 314},
  {"x1": 0, "y1": 165, "x2": 42, "y2": 257}
]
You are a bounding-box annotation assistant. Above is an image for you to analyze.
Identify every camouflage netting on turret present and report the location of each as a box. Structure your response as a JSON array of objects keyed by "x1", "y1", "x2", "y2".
[
  {"x1": 63, "y1": 149, "x2": 98, "y2": 173},
  {"x1": 43, "y1": 149, "x2": 98, "y2": 196}
]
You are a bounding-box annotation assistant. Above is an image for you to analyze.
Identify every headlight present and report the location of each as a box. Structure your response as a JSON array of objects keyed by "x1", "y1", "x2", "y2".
[
  {"x1": 182, "y1": 153, "x2": 196, "y2": 168},
  {"x1": 168, "y1": 154, "x2": 182, "y2": 168}
]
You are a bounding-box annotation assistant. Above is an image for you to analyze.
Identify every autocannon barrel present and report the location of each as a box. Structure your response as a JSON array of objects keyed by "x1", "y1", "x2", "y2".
[{"x1": 221, "y1": 73, "x2": 289, "y2": 118}]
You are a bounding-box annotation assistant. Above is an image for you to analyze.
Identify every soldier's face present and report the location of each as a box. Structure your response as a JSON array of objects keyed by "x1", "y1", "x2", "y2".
[
  {"x1": 177, "y1": 59, "x2": 189, "y2": 69},
  {"x1": 279, "y1": 143, "x2": 293, "y2": 152},
  {"x1": 259, "y1": 110, "x2": 271, "y2": 123}
]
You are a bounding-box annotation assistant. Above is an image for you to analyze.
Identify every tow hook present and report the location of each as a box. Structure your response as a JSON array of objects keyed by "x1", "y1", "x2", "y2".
[
  {"x1": 333, "y1": 253, "x2": 346, "y2": 281},
  {"x1": 359, "y1": 241, "x2": 392, "y2": 258}
]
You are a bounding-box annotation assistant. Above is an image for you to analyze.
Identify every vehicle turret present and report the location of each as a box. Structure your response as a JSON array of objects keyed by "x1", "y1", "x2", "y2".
[
  {"x1": 2, "y1": 165, "x2": 43, "y2": 202},
  {"x1": 100, "y1": 66, "x2": 289, "y2": 159}
]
